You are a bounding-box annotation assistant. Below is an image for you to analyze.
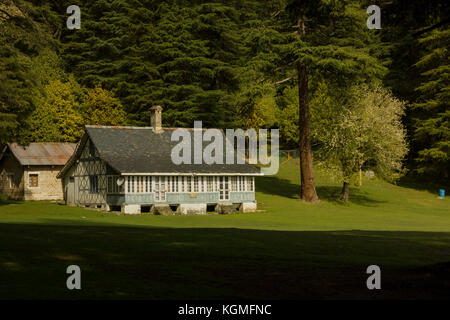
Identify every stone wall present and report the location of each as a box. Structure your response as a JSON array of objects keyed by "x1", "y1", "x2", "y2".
[
  {"x1": 0, "y1": 151, "x2": 24, "y2": 200},
  {"x1": 23, "y1": 165, "x2": 65, "y2": 201}
]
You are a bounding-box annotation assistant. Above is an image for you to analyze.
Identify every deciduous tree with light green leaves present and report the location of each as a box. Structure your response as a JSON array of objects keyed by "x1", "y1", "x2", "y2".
[
  {"x1": 82, "y1": 85, "x2": 127, "y2": 127},
  {"x1": 313, "y1": 84, "x2": 408, "y2": 202},
  {"x1": 28, "y1": 79, "x2": 84, "y2": 142}
]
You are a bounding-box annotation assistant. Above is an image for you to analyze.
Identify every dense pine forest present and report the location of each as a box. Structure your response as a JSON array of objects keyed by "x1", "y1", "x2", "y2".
[{"x1": 0, "y1": 0, "x2": 448, "y2": 185}]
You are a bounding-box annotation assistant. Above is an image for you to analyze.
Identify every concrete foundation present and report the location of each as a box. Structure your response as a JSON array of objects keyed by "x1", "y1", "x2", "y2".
[
  {"x1": 122, "y1": 204, "x2": 141, "y2": 214},
  {"x1": 152, "y1": 204, "x2": 173, "y2": 215},
  {"x1": 179, "y1": 203, "x2": 206, "y2": 215},
  {"x1": 217, "y1": 203, "x2": 236, "y2": 214},
  {"x1": 116, "y1": 201, "x2": 256, "y2": 215},
  {"x1": 241, "y1": 202, "x2": 257, "y2": 213}
]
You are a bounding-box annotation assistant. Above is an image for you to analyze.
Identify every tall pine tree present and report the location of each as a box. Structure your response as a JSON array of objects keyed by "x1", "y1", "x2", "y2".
[
  {"x1": 279, "y1": 0, "x2": 386, "y2": 201},
  {"x1": 413, "y1": 28, "x2": 449, "y2": 179}
]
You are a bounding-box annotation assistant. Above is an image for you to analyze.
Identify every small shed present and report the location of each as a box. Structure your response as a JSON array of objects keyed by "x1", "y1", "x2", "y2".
[{"x1": 0, "y1": 143, "x2": 76, "y2": 201}]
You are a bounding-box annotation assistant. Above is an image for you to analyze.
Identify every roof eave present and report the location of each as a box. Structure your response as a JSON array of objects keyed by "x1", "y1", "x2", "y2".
[
  {"x1": 57, "y1": 135, "x2": 88, "y2": 179},
  {"x1": 57, "y1": 127, "x2": 123, "y2": 178},
  {"x1": 4, "y1": 143, "x2": 25, "y2": 166},
  {"x1": 119, "y1": 172, "x2": 264, "y2": 176}
]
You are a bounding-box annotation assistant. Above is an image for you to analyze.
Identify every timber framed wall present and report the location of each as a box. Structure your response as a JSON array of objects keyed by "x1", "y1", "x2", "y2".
[{"x1": 72, "y1": 139, "x2": 110, "y2": 206}]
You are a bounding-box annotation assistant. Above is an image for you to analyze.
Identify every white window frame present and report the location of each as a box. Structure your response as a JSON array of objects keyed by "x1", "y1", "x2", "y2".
[
  {"x1": 248, "y1": 176, "x2": 254, "y2": 192},
  {"x1": 178, "y1": 176, "x2": 182, "y2": 192},
  {"x1": 206, "y1": 176, "x2": 213, "y2": 192},
  {"x1": 193, "y1": 176, "x2": 199, "y2": 193},
  {"x1": 186, "y1": 176, "x2": 192, "y2": 193},
  {"x1": 154, "y1": 176, "x2": 166, "y2": 201},
  {"x1": 168, "y1": 176, "x2": 178, "y2": 193},
  {"x1": 219, "y1": 176, "x2": 230, "y2": 201}
]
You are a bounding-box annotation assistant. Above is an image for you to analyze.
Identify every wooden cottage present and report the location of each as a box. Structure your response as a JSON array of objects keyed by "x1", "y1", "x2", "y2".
[
  {"x1": 0, "y1": 143, "x2": 76, "y2": 200},
  {"x1": 57, "y1": 106, "x2": 261, "y2": 214}
]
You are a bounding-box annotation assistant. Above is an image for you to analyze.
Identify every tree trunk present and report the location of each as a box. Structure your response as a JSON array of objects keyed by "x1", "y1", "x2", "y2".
[
  {"x1": 296, "y1": 15, "x2": 319, "y2": 203},
  {"x1": 357, "y1": 164, "x2": 362, "y2": 186},
  {"x1": 340, "y1": 182, "x2": 350, "y2": 202},
  {"x1": 298, "y1": 61, "x2": 319, "y2": 202}
]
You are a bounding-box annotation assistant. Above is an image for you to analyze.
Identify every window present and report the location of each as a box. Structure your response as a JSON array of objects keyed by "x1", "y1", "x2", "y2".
[
  {"x1": 126, "y1": 176, "x2": 135, "y2": 193},
  {"x1": 231, "y1": 177, "x2": 237, "y2": 191},
  {"x1": 225, "y1": 176, "x2": 229, "y2": 198},
  {"x1": 89, "y1": 175, "x2": 98, "y2": 193},
  {"x1": 181, "y1": 177, "x2": 186, "y2": 192},
  {"x1": 7, "y1": 173, "x2": 14, "y2": 188},
  {"x1": 247, "y1": 176, "x2": 254, "y2": 192},
  {"x1": 137, "y1": 176, "x2": 144, "y2": 193},
  {"x1": 107, "y1": 176, "x2": 124, "y2": 194},
  {"x1": 186, "y1": 176, "x2": 192, "y2": 192},
  {"x1": 29, "y1": 173, "x2": 38, "y2": 188},
  {"x1": 107, "y1": 177, "x2": 112, "y2": 193},
  {"x1": 219, "y1": 176, "x2": 230, "y2": 200},
  {"x1": 155, "y1": 177, "x2": 160, "y2": 200},
  {"x1": 155, "y1": 176, "x2": 166, "y2": 201},
  {"x1": 169, "y1": 176, "x2": 178, "y2": 192},
  {"x1": 207, "y1": 177, "x2": 213, "y2": 192},
  {"x1": 89, "y1": 141, "x2": 96, "y2": 157},
  {"x1": 193, "y1": 176, "x2": 199, "y2": 192},
  {"x1": 161, "y1": 176, "x2": 165, "y2": 195},
  {"x1": 238, "y1": 176, "x2": 245, "y2": 191}
]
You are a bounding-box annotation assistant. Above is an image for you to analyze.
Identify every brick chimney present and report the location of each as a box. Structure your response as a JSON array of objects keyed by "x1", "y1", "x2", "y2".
[{"x1": 150, "y1": 105, "x2": 163, "y2": 133}]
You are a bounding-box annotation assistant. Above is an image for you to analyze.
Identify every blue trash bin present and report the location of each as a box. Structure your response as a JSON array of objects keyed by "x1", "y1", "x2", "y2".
[{"x1": 439, "y1": 189, "x2": 445, "y2": 198}]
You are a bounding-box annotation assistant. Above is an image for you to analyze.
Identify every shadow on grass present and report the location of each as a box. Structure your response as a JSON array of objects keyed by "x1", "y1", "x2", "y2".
[
  {"x1": 397, "y1": 174, "x2": 449, "y2": 196},
  {"x1": 316, "y1": 186, "x2": 386, "y2": 207},
  {"x1": 257, "y1": 176, "x2": 386, "y2": 206},
  {"x1": 0, "y1": 195, "x2": 22, "y2": 206},
  {"x1": 0, "y1": 222, "x2": 449, "y2": 300},
  {"x1": 256, "y1": 176, "x2": 299, "y2": 199}
]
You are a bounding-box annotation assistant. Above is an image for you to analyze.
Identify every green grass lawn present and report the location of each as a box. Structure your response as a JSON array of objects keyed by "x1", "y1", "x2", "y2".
[{"x1": 0, "y1": 161, "x2": 449, "y2": 299}]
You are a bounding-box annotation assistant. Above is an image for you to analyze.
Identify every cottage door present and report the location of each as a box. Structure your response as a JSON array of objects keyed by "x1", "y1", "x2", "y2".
[
  {"x1": 67, "y1": 177, "x2": 75, "y2": 205},
  {"x1": 154, "y1": 176, "x2": 166, "y2": 202},
  {"x1": 219, "y1": 176, "x2": 230, "y2": 201}
]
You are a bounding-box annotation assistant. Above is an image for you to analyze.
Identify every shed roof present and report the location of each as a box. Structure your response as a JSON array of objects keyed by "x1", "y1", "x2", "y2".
[
  {"x1": 58, "y1": 126, "x2": 261, "y2": 177},
  {"x1": 5, "y1": 142, "x2": 76, "y2": 166}
]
